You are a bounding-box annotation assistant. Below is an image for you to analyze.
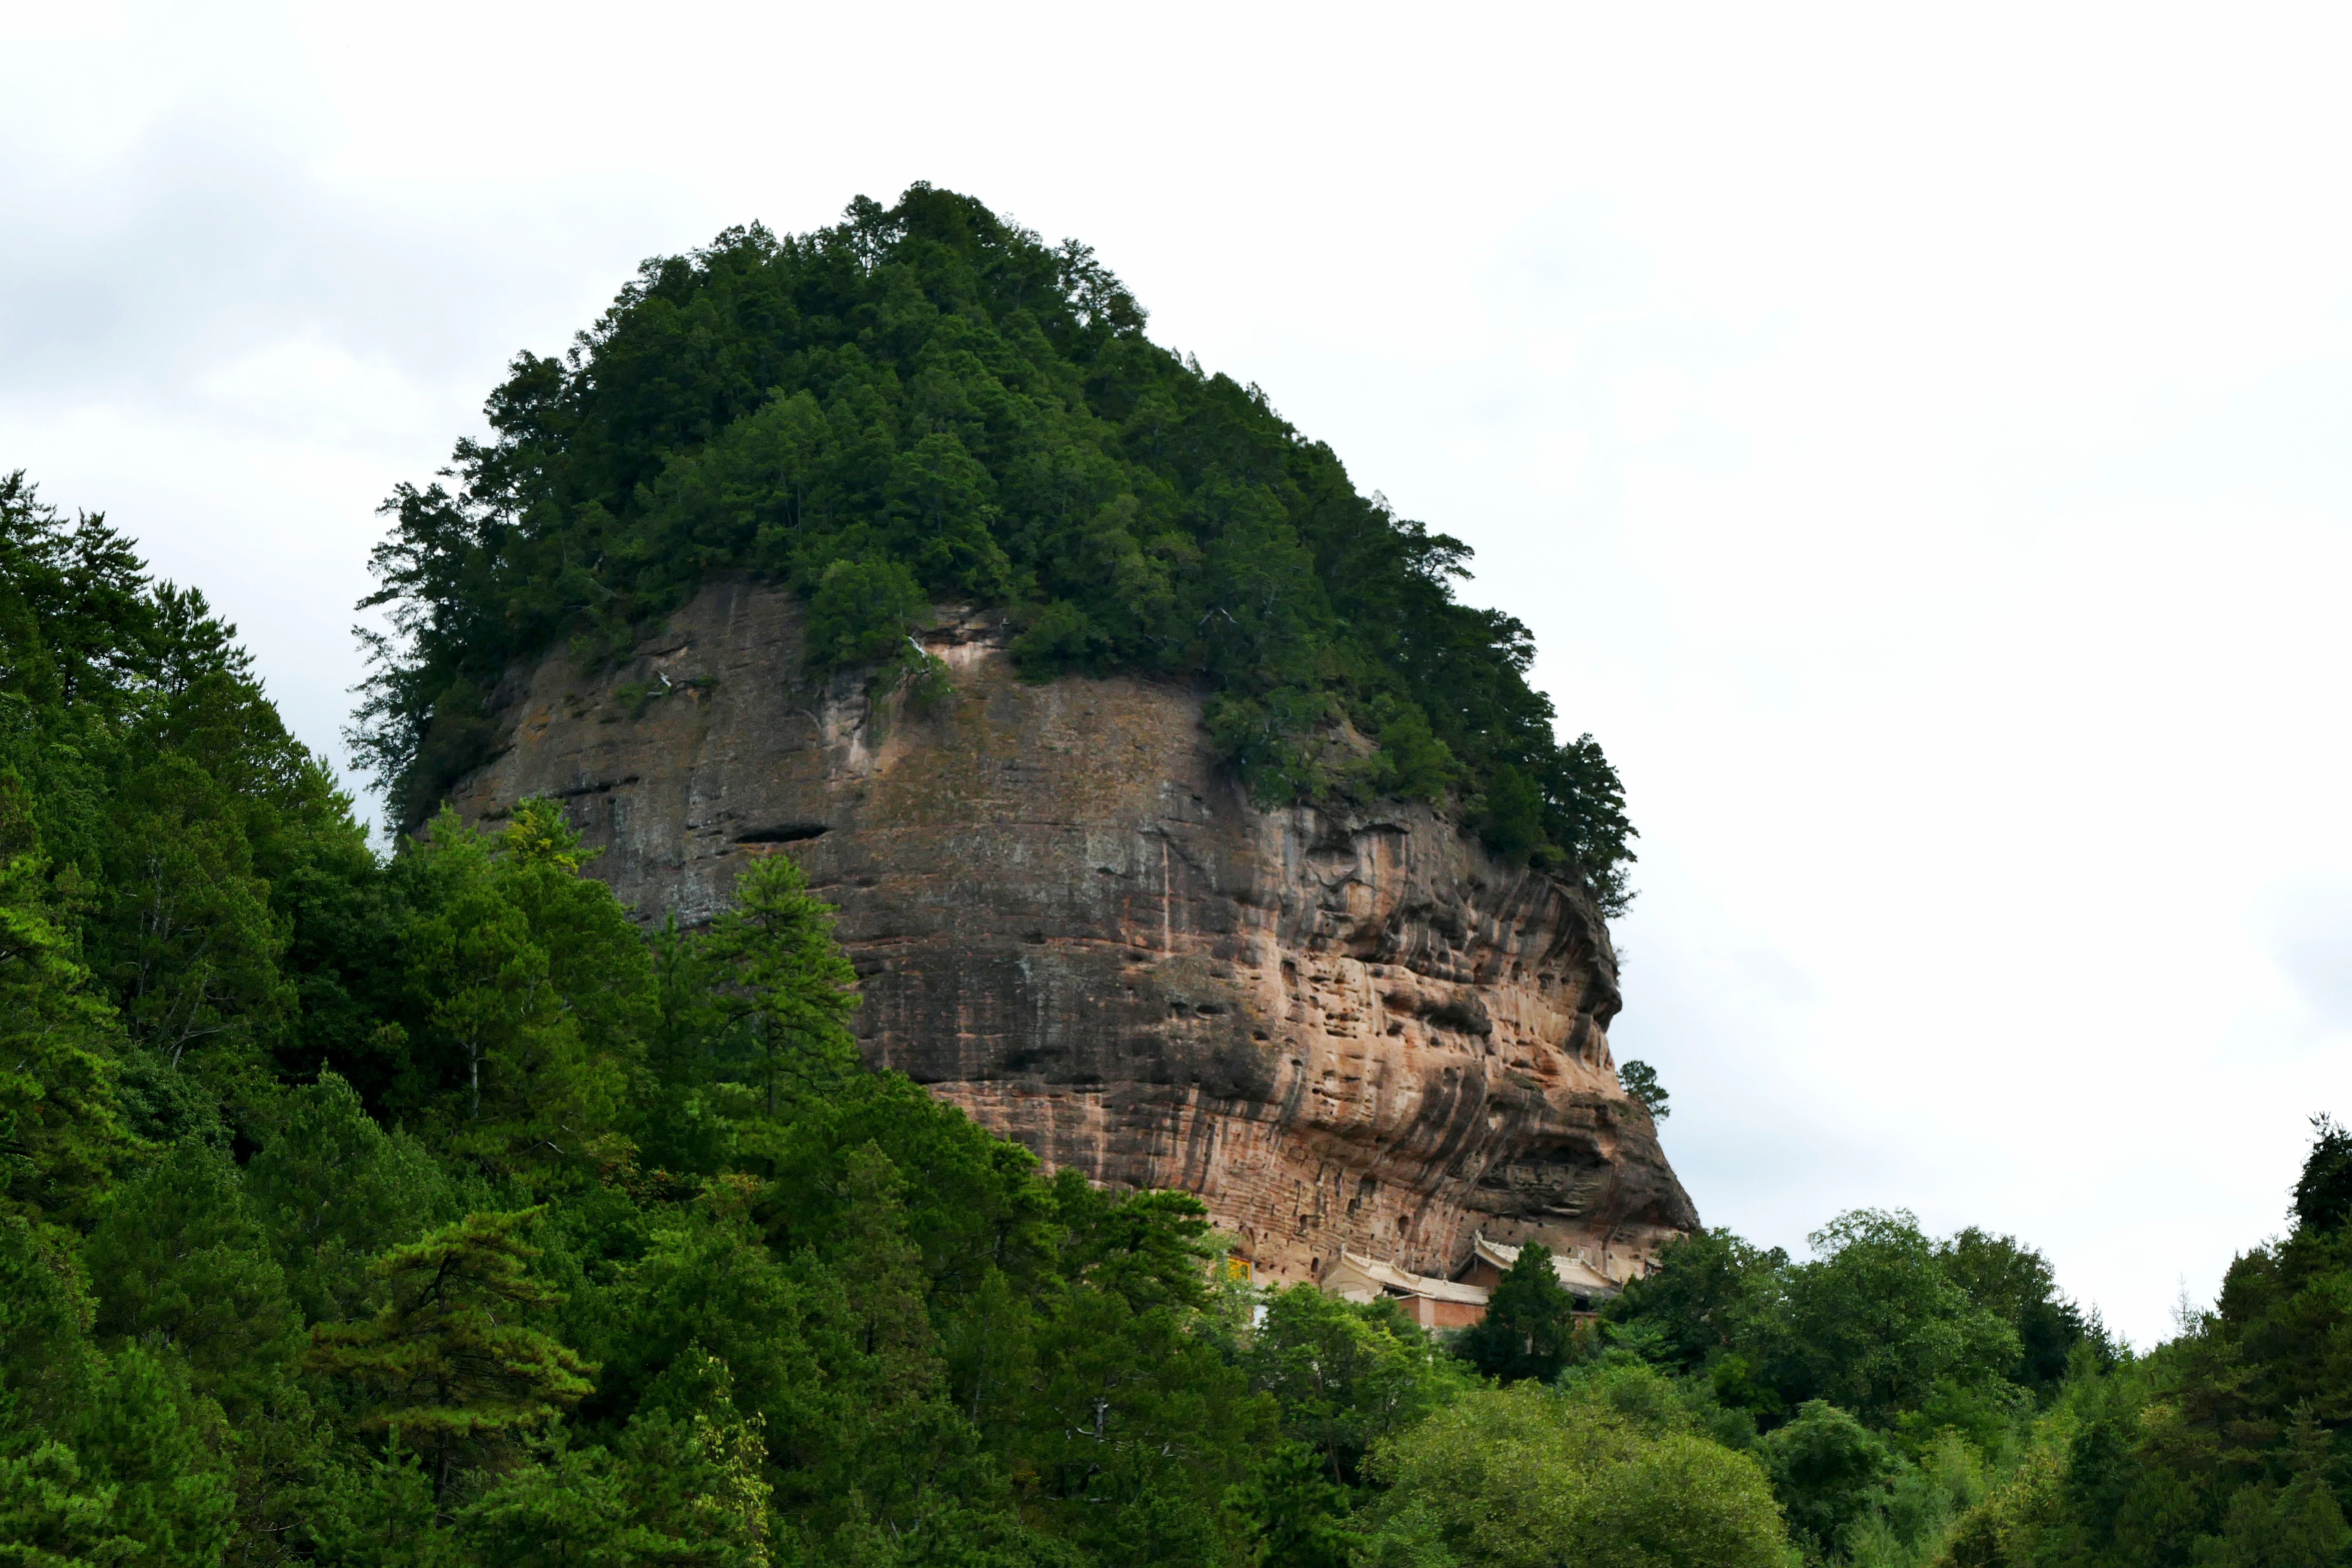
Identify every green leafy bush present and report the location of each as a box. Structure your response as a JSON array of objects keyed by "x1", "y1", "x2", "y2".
[
  {"x1": 1360, "y1": 1380, "x2": 1793, "y2": 1568},
  {"x1": 805, "y1": 554, "x2": 929, "y2": 670}
]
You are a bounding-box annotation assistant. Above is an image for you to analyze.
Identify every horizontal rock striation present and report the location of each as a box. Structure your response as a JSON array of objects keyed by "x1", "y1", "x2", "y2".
[{"x1": 445, "y1": 581, "x2": 1697, "y2": 1283}]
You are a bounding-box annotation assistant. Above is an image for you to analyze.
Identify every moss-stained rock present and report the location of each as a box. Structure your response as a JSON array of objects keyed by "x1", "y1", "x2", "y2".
[{"x1": 447, "y1": 581, "x2": 1695, "y2": 1285}]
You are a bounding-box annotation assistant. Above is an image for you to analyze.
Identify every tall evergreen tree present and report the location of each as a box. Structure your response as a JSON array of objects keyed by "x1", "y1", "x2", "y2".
[
  {"x1": 395, "y1": 803, "x2": 650, "y2": 1170},
  {"x1": 0, "y1": 845, "x2": 132, "y2": 1225},
  {"x1": 307, "y1": 1209, "x2": 594, "y2": 1489},
  {"x1": 83, "y1": 1139, "x2": 293, "y2": 1404},
  {"x1": 703, "y1": 853, "x2": 858, "y2": 1125},
  {"x1": 1458, "y1": 1243, "x2": 1578, "y2": 1385},
  {"x1": 245, "y1": 1072, "x2": 450, "y2": 1324}
]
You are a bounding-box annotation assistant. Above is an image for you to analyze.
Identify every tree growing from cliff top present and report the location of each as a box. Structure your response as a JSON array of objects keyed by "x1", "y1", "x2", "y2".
[
  {"x1": 349, "y1": 188, "x2": 1637, "y2": 911},
  {"x1": 1619, "y1": 1060, "x2": 1669, "y2": 1121}
]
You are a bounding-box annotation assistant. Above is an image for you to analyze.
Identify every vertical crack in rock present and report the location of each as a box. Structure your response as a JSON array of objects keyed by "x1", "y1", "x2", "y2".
[{"x1": 445, "y1": 581, "x2": 1698, "y2": 1285}]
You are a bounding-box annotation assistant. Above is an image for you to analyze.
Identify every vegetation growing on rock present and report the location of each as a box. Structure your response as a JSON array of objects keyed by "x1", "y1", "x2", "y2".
[{"x1": 349, "y1": 186, "x2": 1637, "y2": 908}]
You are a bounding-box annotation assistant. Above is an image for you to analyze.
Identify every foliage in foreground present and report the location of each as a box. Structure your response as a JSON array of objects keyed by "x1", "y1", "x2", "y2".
[
  {"x1": 349, "y1": 186, "x2": 1636, "y2": 907},
  {"x1": 1919, "y1": 1116, "x2": 2352, "y2": 1568},
  {"x1": 5, "y1": 470, "x2": 2349, "y2": 1568}
]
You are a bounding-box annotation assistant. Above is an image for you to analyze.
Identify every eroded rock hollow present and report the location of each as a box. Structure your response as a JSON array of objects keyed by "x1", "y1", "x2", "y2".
[{"x1": 446, "y1": 582, "x2": 1697, "y2": 1283}]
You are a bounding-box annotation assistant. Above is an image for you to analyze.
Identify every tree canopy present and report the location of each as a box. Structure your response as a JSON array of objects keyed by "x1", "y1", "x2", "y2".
[{"x1": 350, "y1": 186, "x2": 1636, "y2": 908}]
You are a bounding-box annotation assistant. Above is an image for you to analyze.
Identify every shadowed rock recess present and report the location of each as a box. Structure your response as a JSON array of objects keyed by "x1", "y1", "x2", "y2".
[{"x1": 447, "y1": 581, "x2": 1697, "y2": 1284}]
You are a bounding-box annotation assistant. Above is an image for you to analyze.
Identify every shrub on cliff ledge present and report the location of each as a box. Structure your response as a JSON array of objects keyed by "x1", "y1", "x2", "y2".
[{"x1": 351, "y1": 187, "x2": 1636, "y2": 909}]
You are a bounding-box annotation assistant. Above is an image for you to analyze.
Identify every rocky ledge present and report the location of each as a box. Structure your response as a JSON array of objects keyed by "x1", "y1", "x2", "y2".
[{"x1": 445, "y1": 581, "x2": 1697, "y2": 1283}]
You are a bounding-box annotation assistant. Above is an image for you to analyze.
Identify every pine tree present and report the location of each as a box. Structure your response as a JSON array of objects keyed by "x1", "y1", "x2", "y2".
[
  {"x1": 96, "y1": 750, "x2": 291, "y2": 1077},
  {"x1": 84, "y1": 1139, "x2": 292, "y2": 1404},
  {"x1": 1618, "y1": 1060, "x2": 1670, "y2": 1122},
  {"x1": 397, "y1": 803, "x2": 649, "y2": 1170},
  {"x1": 2204, "y1": 1407, "x2": 2352, "y2": 1568},
  {"x1": 245, "y1": 1072, "x2": 450, "y2": 1324},
  {"x1": 1228, "y1": 1441, "x2": 1356, "y2": 1568},
  {"x1": 306, "y1": 1209, "x2": 594, "y2": 1489},
  {"x1": 703, "y1": 854, "x2": 858, "y2": 1124},
  {"x1": 303, "y1": 1437, "x2": 462, "y2": 1568},
  {"x1": 2293, "y1": 1114, "x2": 2352, "y2": 1233},
  {"x1": 0, "y1": 845, "x2": 132, "y2": 1225},
  {"x1": 1458, "y1": 1243, "x2": 1577, "y2": 1384},
  {"x1": 0, "y1": 1212, "x2": 93, "y2": 1428},
  {"x1": 0, "y1": 1345, "x2": 239, "y2": 1568}
]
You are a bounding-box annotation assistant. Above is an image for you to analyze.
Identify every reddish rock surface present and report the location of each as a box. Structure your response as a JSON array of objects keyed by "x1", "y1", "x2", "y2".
[{"x1": 446, "y1": 581, "x2": 1697, "y2": 1284}]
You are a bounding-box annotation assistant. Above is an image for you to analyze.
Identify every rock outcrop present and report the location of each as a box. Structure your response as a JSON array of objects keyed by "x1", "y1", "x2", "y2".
[{"x1": 445, "y1": 581, "x2": 1697, "y2": 1283}]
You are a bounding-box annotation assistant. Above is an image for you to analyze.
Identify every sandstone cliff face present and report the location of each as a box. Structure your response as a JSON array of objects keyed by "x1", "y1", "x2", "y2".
[{"x1": 446, "y1": 581, "x2": 1697, "y2": 1283}]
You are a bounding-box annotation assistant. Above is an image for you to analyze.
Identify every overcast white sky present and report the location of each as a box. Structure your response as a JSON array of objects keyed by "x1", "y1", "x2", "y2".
[{"x1": 6, "y1": 0, "x2": 2350, "y2": 1344}]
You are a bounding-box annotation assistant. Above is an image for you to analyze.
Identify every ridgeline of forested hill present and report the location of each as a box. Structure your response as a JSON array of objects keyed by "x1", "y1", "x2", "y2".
[
  {"x1": 5, "y1": 202, "x2": 2352, "y2": 1568},
  {"x1": 349, "y1": 185, "x2": 1635, "y2": 911}
]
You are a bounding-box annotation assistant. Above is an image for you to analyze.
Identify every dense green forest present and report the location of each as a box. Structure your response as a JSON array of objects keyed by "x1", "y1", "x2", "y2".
[
  {"x1": 6, "y1": 466, "x2": 2351, "y2": 1566},
  {"x1": 348, "y1": 186, "x2": 1635, "y2": 910}
]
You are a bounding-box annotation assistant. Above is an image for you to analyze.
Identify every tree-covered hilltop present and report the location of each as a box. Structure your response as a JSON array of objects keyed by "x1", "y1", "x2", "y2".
[{"x1": 352, "y1": 185, "x2": 1635, "y2": 909}]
